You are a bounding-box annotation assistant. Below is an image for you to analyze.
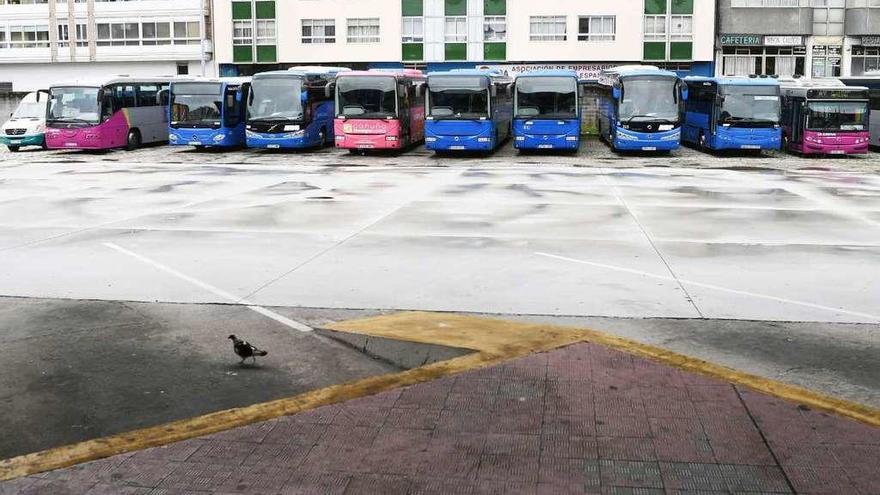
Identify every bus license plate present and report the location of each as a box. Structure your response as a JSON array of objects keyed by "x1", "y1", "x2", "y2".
[
  {"x1": 450, "y1": 146, "x2": 465, "y2": 150},
  {"x1": 538, "y1": 144, "x2": 553, "y2": 149},
  {"x1": 830, "y1": 149, "x2": 845, "y2": 155},
  {"x1": 641, "y1": 147, "x2": 657, "y2": 151},
  {"x1": 10, "y1": 140, "x2": 21, "y2": 145},
  {"x1": 267, "y1": 144, "x2": 280, "y2": 149},
  {"x1": 357, "y1": 143, "x2": 374, "y2": 149},
  {"x1": 189, "y1": 141, "x2": 202, "y2": 146},
  {"x1": 740, "y1": 145, "x2": 760, "y2": 150}
]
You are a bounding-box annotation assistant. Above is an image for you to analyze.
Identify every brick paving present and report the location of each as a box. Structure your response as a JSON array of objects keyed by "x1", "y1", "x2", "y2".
[{"x1": 3, "y1": 342, "x2": 879, "y2": 494}]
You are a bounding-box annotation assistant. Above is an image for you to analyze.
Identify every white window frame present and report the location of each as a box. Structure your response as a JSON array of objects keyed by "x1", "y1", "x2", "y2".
[
  {"x1": 483, "y1": 15, "x2": 506, "y2": 42},
  {"x1": 445, "y1": 16, "x2": 467, "y2": 43},
  {"x1": 7, "y1": 24, "x2": 51, "y2": 48},
  {"x1": 302, "y1": 18, "x2": 336, "y2": 44},
  {"x1": 402, "y1": 16, "x2": 423, "y2": 43},
  {"x1": 529, "y1": 16, "x2": 567, "y2": 42},
  {"x1": 347, "y1": 18, "x2": 380, "y2": 44},
  {"x1": 255, "y1": 19, "x2": 276, "y2": 45},
  {"x1": 577, "y1": 15, "x2": 615, "y2": 42},
  {"x1": 233, "y1": 20, "x2": 252, "y2": 46},
  {"x1": 643, "y1": 15, "x2": 666, "y2": 42},
  {"x1": 669, "y1": 15, "x2": 692, "y2": 41}
]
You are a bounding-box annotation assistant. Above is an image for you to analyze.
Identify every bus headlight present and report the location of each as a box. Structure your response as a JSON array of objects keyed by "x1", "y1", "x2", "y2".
[
  {"x1": 285, "y1": 131, "x2": 305, "y2": 138},
  {"x1": 616, "y1": 131, "x2": 638, "y2": 141},
  {"x1": 660, "y1": 130, "x2": 681, "y2": 141},
  {"x1": 213, "y1": 134, "x2": 226, "y2": 142},
  {"x1": 169, "y1": 133, "x2": 178, "y2": 141}
]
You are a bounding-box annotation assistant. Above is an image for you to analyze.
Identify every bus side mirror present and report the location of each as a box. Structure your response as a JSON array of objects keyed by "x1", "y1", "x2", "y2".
[
  {"x1": 324, "y1": 84, "x2": 333, "y2": 99},
  {"x1": 491, "y1": 86, "x2": 497, "y2": 98},
  {"x1": 301, "y1": 91, "x2": 308, "y2": 105},
  {"x1": 236, "y1": 90, "x2": 243, "y2": 103},
  {"x1": 97, "y1": 89, "x2": 104, "y2": 103},
  {"x1": 681, "y1": 86, "x2": 689, "y2": 101},
  {"x1": 612, "y1": 87, "x2": 621, "y2": 100}
]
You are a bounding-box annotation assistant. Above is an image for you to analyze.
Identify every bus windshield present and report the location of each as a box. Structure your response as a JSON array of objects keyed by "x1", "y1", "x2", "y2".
[
  {"x1": 48, "y1": 87, "x2": 100, "y2": 125},
  {"x1": 248, "y1": 76, "x2": 304, "y2": 122},
  {"x1": 428, "y1": 76, "x2": 488, "y2": 119},
  {"x1": 171, "y1": 82, "x2": 222, "y2": 128},
  {"x1": 806, "y1": 101, "x2": 869, "y2": 131},
  {"x1": 719, "y1": 85, "x2": 780, "y2": 125},
  {"x1": 12, "y1": 101, "x2": 45, "y2": 119},
  {"x1": 619, "y1": 76, "x2": 679, "y2": 123},
  {"x1": 515, "y1": 77, "x2": 577, "y2": 119},
  {"x1": 337, "y1": 76, "x2": 397, "y2": 119}
]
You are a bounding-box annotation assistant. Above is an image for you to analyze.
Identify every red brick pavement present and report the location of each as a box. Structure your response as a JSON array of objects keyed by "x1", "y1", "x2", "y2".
[{"x1": 2, "y1": 342, "x2": 879, "y2": 494}]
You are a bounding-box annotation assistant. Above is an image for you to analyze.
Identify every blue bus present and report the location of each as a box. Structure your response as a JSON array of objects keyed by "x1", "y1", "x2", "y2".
[
  {"x1": 597, "y1": 66, "x2": 687, "y2": 152},
  {"x1": 682, "y1": 76, "x2": 782, "y2": 151},
  {"x1": 169, "y1": 77, "x2": 250, "y2": 149},
  {"x1": 512, "y1": 70, "x2": 580, "y2": 150},
  {"x1": 246, "y1": 66, "x2": 349, "y2": 149},
  {"x1": 424, "y1": 69, "x2": 512, "y2": 152},
  {"x1": 841, "y1": 73, "x2": 880, "y2": 148}
]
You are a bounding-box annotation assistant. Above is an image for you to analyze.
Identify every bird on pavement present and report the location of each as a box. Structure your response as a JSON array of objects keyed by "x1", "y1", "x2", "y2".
[{"x1": 228, "y1": 334, "x2": 268, "y2": 365}]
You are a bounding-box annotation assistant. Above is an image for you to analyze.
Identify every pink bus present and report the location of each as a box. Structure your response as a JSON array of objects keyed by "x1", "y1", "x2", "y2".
[
  {"x1": 333, "y1": 69, "x2": 426, "y2": 150},
  {"x1": 780, "y1": 80, "x2": 870, "y2": 156},
  {"x1": 46, "y1": 77, "x2": 171, "y2": 150}
]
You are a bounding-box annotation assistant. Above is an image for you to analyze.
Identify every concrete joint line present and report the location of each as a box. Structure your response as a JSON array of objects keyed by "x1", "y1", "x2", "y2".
[{"x1": 102, "y1": 242, "x2": 312, "y2": 332}]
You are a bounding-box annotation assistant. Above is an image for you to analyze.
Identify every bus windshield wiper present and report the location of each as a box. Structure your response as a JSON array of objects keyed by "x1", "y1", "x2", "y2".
[
  {"x1": 626, "y1": 114, "x2": 667, "y2": 124},
  {"x1": 49, "y1": 117, "x2": 94, "y2": 124},
  {"x1": 252, "y1": 115, "x2": 301, "y2": 121}
]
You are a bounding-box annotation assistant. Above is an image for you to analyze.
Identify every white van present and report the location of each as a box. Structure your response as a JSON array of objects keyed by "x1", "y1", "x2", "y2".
[{"x1": 1, "y1": 90, "x2": 49, "y2": 152}]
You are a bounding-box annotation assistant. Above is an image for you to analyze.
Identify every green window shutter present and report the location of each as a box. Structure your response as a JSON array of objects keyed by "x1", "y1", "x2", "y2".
[
  {"x1": 445, "y1": 42, "x2": 466, "y2": 61},
  {"x1": 232, "y1": 1, "x2": 252, "y2": 20},
  {"x1": 256, "y1": 45, "x2": 276, "y2": 62},
  {"x1": 402, "y1": 42, "x2": 424, "y2": 61},
  {"x1": 484, "y1": 0, "x2": 505, "y2": 16},
  {"x1": 255, "y1": 1, "x2": 275, "y2": 19},
  {"x1": 669, "y1": 42, "x2": 692, "y2": 60},
  {"x1": 671, "y1": 0, "x2": 693, "y2": 14},
  {"x1": 484, "y1": 42, "x2": 506, "y2": 61},
  {"x1": 402, "y1": 0, "x2": 423, "y2": 16},
  {"x1": 644, "y1": 0, "x2": 666, "y2": 14},
  {"x1": 643, "y1": 41, "x2": 666, "y2": 60},
  {"x1": 445, "y1": 0, "x2": 466, "y2": 16},
  {"x1": 233, "y1": 45, "x2": 253, "y2": 62}
]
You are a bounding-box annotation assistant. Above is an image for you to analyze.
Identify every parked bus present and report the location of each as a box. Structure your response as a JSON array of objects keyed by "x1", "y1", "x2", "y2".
[
  {"x1": 682, "y1": 76, "x2": 782, "y2": 152},
  {"x1": 334, "y1": 69, "x2": 426, "y2": 150},
  {"x1": 169, "y1": 77, "x2": 250, "y2": 149},
  {"x1": 841, "y1": 72, "x2": 880, "y2": 148},
  {"x1": 512, "y1": 70, "x2": 580, "y2": 150},
  {"x1": 1, "y1": 90, "x2": 49, "y2": 152},
  {"x1": 779, "y1": 79, "x2": 870, "y2": 156},
  {"x1": 597, "y1": 65, "x2": 686, "y2": 152},
  {"x1": 46, "y1": 77, "x2": 171, "y2": 150},
  {"x1": 423, "y1": 69, "x2": 512, "y2": 152},
  {"x1": 246, "y1": 66, "x2": 349, "y2": 149}
]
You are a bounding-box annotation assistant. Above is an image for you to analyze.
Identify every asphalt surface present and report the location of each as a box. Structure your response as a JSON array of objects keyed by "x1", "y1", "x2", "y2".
[{"x1": 1, "y1": 141, "x2": 879, "y2": 459}]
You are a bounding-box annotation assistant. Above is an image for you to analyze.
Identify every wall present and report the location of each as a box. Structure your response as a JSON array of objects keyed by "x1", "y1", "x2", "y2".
[
  {"x1": 717, "y1": 0, "x2": 813, "y2": 35},
  {"x1": 845, "y1": 7, "x2": 880, "y2": 35},
  {"x1": 0, "y1": 61, "x2": 206, "y2": 93}
]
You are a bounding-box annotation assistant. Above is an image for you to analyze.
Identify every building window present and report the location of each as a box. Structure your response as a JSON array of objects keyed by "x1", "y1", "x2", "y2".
[
  {"x1": 643, "y1": 15, "x2": 666, "y2": 41},
  {"x1": 730, "y1": 0, "x2": 801, "y2": 6},
  {"x1": 852, "y1": 46, "x2": 880, "y2": 76},
  {"x1": 177, "y1": 63, "x2": 189, "y2": 75},
  {"x1": 233, "y1": 20, "x2": 252, "y2": 45},
  {"x1": 529, "y1": 16, "x2": 566, "y2": 41},
  {"x1": 347, "y1": 18, "x2": 379, "y2": 43},
  {"x1": 402, "y1": 16, "x2": 423, "y2": 43},
  {"x1": 7, "y1": 24, "x2": 50, "y2": 48},
  {"x1": 811, "y1": 45, "x2": 842, "y2": 77},
  {"x1": 255, "y1": 19, "x2": 276, "y2": 45},
  {"x1": 174, "y1": 21, "x2": 200, "y2": 45},
  {"x1": 142, "y1": 22, "x2": 172, "y2": 45},
  {"x1": 669, "y1": 15, "x2": 692, "y2": 41},
  {"x1": 302, "y1": 19, "x2": 335, "y2": 44},
  {"x1": 96, "y1": 22, "x2": 139, "y2": 46},
  {"x1": 721, "y1": 46, "x2": 805, "y2": 78},
  {"x1": 0, "y1": 31, "x2": 6, "y2": 49},
  {"x1": 577, "y1": 16, "x2": 615, "y2": 42},
  {"x1": 444, "y1": 16, "x2": 467, "y2": 42},
  {"x1": 483, "y1": 16, "x2": 506, "y2": 42}
]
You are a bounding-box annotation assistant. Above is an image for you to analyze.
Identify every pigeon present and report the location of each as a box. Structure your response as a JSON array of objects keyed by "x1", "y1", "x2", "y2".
[{"x1": 228, "y1": 334, "x2": 268, "y2": 365}]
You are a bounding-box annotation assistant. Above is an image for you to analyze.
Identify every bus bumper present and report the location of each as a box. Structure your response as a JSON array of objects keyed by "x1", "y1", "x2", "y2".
[
  {"x1": 613, "y1": 128, "x2": 680, "y2": 151},
  {"x1": 425, "y1": 134, "x2": 494, "y2": 151},
  {"x1": 513, "y1": 135, "x2": 579, "y2": 150},
  {"x1": 334, "y1": 135, "x2": 403, "y2": 150},
  {"x1": 45, "y1": 128, "x2": 105, "y2": 149},
  {"x1": 712, "y1": 128, "x2": 781, "y2": 151},
  {"x1": 246, "y1": 130, "x2": 320, "y2": 149},
  {"x1": 169, "y1": 129, "x2": 243, "y2": 148},
  {"x1": 0, "y1": 133, "x2": 44, "y2": 147}
]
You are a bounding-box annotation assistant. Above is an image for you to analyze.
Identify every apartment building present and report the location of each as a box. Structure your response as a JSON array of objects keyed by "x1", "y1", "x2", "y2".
[
  {"x1": 717, "y1": 0, "x2": 880, "y2": 78},
  {"x1": 212, "y1": 0, "x2": 715, "y2": 78},
  {"x1": 0, "y1": 0, "x2": 213, "y2": 93}
]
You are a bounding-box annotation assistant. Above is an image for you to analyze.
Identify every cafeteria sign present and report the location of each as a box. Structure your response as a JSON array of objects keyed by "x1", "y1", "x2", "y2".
[
  {"x1": 720, "y1": 34, "x2": 761, "y2": 46},
  {"x1": 476, "y1": 63, "x2": 617, "y2": 81}
]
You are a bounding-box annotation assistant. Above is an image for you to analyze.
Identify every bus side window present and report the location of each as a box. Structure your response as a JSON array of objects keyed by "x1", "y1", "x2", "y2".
[
  {"x1": 137, "y1": 84, "x2": 160, "y2": 107},
  {"x1": 101, "y1": 85, "x2": 117, "y2": 121},
  {"x1": 224, "y1": 86, "x2": 241, "y2": 127}
]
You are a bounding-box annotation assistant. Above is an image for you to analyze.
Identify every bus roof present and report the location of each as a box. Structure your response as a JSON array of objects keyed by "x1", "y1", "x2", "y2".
[
  {"x1": 287, "y1": 66, "x2": 351, "y2": 74},
  {"x1": 49, "y1": 76, "x2": 174, "y2": 89},
  {"x1": 427, "y1": 69, "x2": 512, "y2": 84},
  {"x1": 336, "y1": 69, "x2": 426, "y2": 80},
  {"x1": 598, "y1": 65, "x2": 677, "y2": 84},
  {"x1": 684, "y1": 76, "x2": 779, "y2": 87},
  {"x1": 841, "y1": 75, "x2": 880, "y2": 89},
  {"x1": 515, "y1": 70, "x2": 579, "y2": 80},
  {"x1": 171, "y1": 76, "x2": 250, "y2": 85}
]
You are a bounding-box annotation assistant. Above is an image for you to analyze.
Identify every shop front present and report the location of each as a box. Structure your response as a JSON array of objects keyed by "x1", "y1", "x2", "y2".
[
  {"x1": 719, "y1": 34, "x2": 806, "y2": 78},
  {"x1": 850, "y1": 36, "x2": 880, "y2": 76}
]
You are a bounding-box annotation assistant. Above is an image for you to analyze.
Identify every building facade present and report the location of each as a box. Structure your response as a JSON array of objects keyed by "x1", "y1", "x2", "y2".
[
  {"x1": 212, "y1": 0, "x2": 715, "y2": 78},
  {"x1": 716, "y1": 0, "x2": 880, "y2": 79},
  {"x1": 0, "y1": 0, "x2": 213, "y2": 93}
]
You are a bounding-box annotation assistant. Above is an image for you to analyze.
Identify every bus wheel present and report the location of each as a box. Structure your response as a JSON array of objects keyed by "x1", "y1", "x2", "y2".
[
  {"x1": 318, "y1": 130, "x2": 326, "y2": 148},
  {"x1": 126, "y1": 129, "x2": 142, "y2": 151},
  {"x1": 40, "y1": 141, "x2": 48, "y2": 150},
  {"x1": 7, "y1": 145, "x2": 20, "y2": 152},
  {"x1": 698, "y1": 132, "x2": 707, "y2": 150}
]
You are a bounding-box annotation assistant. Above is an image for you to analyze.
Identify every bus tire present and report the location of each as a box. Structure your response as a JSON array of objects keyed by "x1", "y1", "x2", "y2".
[
  {"x1": 318, "y1": 129, "x2": 327, "y2": 148},
  {"x1": 699, "y1": 132, "x2": 707, "y2": 150},
  {"x1": 7, "y1": 145, "x2": 20, "y2": 152},
  {"x1": 40, "y1": 140, "x2": 48, "y2": 150},
  {"x1": 126, "y1": 129, "x2": 142, "y2": 151}
]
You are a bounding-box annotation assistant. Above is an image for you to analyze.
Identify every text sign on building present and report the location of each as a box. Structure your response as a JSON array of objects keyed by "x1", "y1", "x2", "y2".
[
  {"x1": 763, "y1": 36, "x2": 803, "y2": 46},
  {"x1": 719, "y1": 34, "x2": 761, "y2": 46},
  {"x1": 862, "y1": 36, "x2": 880, "y2": 47},
  {"x1": 476, "y1": 64, "x2": 617, "y2": 81}
]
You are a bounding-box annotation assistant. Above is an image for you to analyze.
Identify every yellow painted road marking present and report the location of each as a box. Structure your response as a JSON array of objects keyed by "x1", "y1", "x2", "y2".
[{"x1": 2, "y1": 311, "x2": 878, "y2": 482}]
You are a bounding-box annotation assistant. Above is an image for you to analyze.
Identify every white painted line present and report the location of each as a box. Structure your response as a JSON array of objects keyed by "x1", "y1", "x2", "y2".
[
  {"x1": 103, "y1": 242, "x2": 313, "y2": 332},
  {"x1": 535, "y1": 251, "x2": 880, "y2": 322}
]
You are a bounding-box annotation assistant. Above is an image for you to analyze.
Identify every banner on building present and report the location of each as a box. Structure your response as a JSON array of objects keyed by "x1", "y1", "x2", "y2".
[
  {"x1": 763, "y1": 36, "x2": 803, "y2": 46},
  {"x1": 862, "y1": 36, "x2": 880, "y2": 47},
  {"x1": 475, "y1": 63, "x2": 618, "y2": 81},
  {"x1": 719, "y1": 34, "x2": 761, "y2": 46}
]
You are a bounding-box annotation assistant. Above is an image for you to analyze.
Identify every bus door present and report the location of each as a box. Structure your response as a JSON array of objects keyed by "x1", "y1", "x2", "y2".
[
  {"x1": 223, "y1": 84, "x2": 244, "y2": 130},
  {"x1": 398, "y1": 81, "x2": 411, "y2": 144},
  {"x1": 790, "y1": 97, "x2": 805, "y2": 143}
]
